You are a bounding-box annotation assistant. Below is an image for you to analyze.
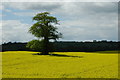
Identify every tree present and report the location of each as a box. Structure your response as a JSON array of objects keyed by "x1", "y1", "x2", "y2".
[{"x1": 26, "y1": 12, "x2": 62, "y2": 55}]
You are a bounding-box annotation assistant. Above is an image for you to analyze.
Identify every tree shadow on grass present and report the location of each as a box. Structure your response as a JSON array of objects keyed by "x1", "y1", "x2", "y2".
[
  {"x1": 49, "y1": 53, "x2": 83, "y2": 58},
  {"x1": 32, "y1": 53, "x2": 83, "y2": 58}
]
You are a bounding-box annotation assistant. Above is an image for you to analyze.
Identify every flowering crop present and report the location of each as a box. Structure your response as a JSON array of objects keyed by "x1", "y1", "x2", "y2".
[{"x1": 1, "y1": 51, "x2": 118, "y2": 78}]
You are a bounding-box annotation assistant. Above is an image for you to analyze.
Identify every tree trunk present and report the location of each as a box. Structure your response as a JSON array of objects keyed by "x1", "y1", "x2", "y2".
[
  {"x1": 41, "y1": 22, "x2": 49, "y2": 55},
  {"x1": 42, "y1": 37, "x2": 49, "y2": 55}
]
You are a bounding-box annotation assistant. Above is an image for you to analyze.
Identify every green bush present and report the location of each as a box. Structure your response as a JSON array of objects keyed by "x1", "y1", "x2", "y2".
[{"x1": 26, "y1": 40, "x2": 44, "y2": 51}]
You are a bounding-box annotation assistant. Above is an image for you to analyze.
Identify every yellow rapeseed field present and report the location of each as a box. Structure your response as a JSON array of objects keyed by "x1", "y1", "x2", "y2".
[{"x1": 1, "y1": 51, "x2": 118, "y2": 78}]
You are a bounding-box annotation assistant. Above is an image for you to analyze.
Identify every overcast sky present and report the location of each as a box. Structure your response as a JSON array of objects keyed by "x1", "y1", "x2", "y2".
[{"x1": 0, "y1": 2, "x2": 118, "y2": 43}]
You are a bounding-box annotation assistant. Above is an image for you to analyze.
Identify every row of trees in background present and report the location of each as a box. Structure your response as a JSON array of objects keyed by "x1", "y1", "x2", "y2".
[
  {"x1": 3, "y1": 40, "x2": 119, "y2": 45},
  {"x1": 1, "y1": 41, "x2": 119, "y2": 52}
]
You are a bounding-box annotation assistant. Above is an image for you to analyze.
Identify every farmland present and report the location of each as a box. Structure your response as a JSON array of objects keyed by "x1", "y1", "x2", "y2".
[{"x1": 1, "y1": 51, "x2": 118, "y2": 78}]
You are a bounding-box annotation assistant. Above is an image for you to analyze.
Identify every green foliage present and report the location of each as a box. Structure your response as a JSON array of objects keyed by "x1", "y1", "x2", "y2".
[
  {"x1": 29, "y1": 22, "x2": 62, "y2": 40},
  {"x1": 26, "y1": 40, "x2": 43, "y2": 51},
  {"x1": 29, "y1": 12, "x2": 62, "y2": 40},
  {"x1": 32, "y1": 12, "x2": 58, "y2": 24},
  {"x1": 27, "y1": 12, "x2": 62, "y2": 54}
]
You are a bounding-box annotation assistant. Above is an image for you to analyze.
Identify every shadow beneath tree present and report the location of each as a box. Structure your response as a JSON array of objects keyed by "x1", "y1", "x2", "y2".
[
  {"x1": 32, "y1": 53, "x2": 83, "y2": 58},
  {"x1": 49, "y1": 54, "x2": 83, "y2": 58}
]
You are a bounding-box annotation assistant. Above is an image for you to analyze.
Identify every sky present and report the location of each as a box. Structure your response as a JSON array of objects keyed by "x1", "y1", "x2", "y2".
[{"x1": 0, "y1": 1, "x2": 119, "y2": 44}]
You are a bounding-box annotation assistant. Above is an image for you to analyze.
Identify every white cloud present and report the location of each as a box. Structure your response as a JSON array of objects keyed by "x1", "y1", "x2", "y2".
[
  {"x1": 58, "y1": 22, "x2": 118, "y2": 41},
  {"x1": 56, "y1": 3, "x2": 118, "y2": 41},
  {"x1": 1, "y1": 0, "x2": 119, "y2": 2},
  {"x1": 1, "y1": 2, "x2": 118, "y2": 42},
  {"x1": 2, "y1": 20, "x2": 36, "y2": 43},
  {"x1": 0, "y1": 3, "x2": 3, "y2": 10},
  {"x1": 13, "y1": 12, "x2": 36, "y2": 16},
  {"x1": 0, "y1": 21, "x2": 2, "y2": 44},
  {"x1": 3, "y1": 2, "x2": 62, "y2": 11}
]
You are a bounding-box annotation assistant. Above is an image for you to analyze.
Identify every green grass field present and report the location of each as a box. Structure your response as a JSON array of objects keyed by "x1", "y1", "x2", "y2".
[{"x1": 1, "y1": 51, "x2": 118, "y2": 78}]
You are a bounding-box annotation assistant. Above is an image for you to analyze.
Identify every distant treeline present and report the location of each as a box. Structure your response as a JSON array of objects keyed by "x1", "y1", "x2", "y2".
[{"x1": 1, "y1": 40, "x2": 120, "y2": 52}]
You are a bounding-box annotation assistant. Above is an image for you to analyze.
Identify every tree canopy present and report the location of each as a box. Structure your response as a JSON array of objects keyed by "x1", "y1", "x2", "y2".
[{"x1": 26, "y1": 12, "x2": 62, "y2": 55}]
